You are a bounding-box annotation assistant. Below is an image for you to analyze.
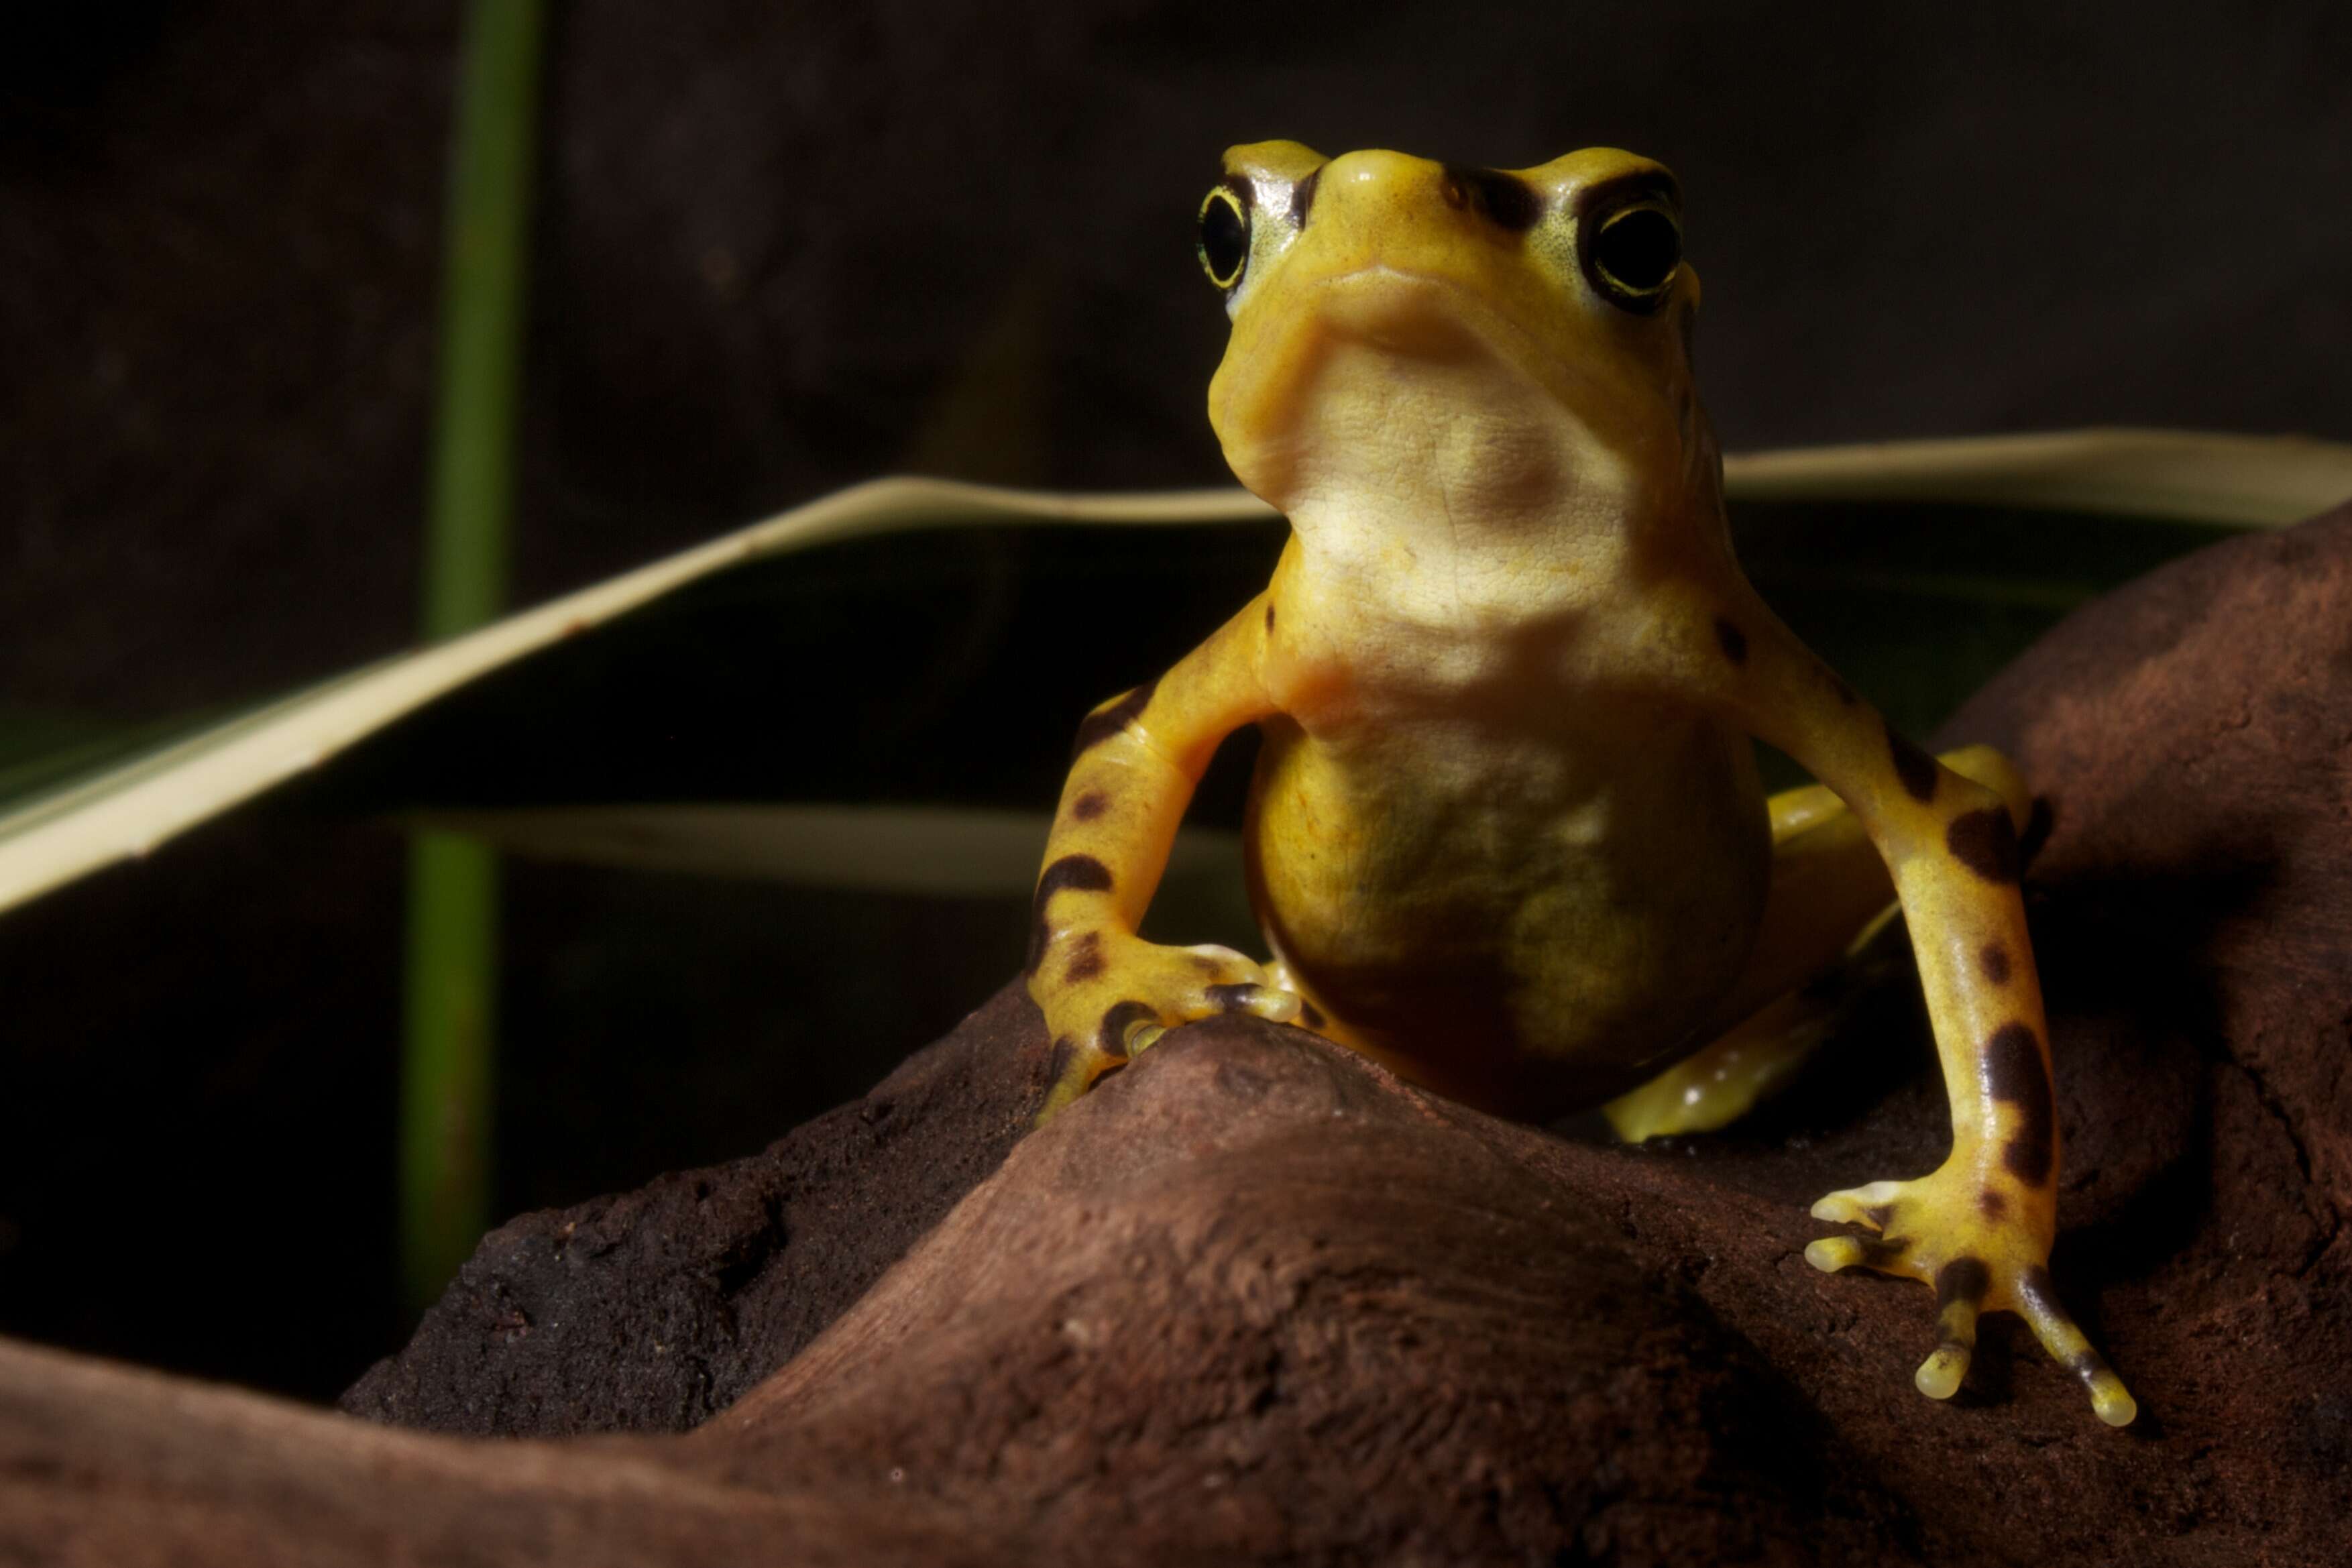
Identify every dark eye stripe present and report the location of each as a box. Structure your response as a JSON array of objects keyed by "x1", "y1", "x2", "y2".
[
  {"x1": 1439, "y1": 164, "x2": 1542, "y2": 233},
  {"x1": 1288, "y1": 165, "x2": 1323, "y2": 229}
]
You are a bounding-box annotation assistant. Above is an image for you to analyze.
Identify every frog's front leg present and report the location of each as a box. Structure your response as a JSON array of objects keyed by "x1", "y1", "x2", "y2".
[
  {"x1": 1029, "y1": 596, "x2": 1298, "y2": 1122},
  {"x1": 1691, "y1": 593, "x2": 2136, "y2": 1426}
]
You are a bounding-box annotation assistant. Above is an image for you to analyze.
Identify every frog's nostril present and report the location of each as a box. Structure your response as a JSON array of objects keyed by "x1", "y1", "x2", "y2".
[{"x1": 1438, "y1": 166, "x2": 1543, "y2": 234}]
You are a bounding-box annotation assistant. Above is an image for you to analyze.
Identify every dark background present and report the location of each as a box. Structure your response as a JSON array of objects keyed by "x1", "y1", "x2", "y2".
[{"x1": 2, "y1": 1, "x2": 2347, "y2": 1402}]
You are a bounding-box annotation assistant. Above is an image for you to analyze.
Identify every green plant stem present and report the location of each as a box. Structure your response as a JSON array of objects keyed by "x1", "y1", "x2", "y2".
[{"x1": 401, "y1": 0, "x2": 544, "y2": 1311}]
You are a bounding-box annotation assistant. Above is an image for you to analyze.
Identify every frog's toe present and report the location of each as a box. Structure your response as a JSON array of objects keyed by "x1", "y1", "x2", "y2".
[
  {"x1": 1803, "y1": 1232, "x2": 1909, "y2": 1273},
  {"x1": 1034, "y1": 940, "x2": 1304, "y2": 1123},
  {"x1": 1182, "y1": 946, "x2": 1304, "y2": 1025},
  {"x1": 1806, "y1": 1167, "x2": 2137, "y2": 1425},
  {"x1": 1807, "y1": 1180, "x2": 1905, "y2": 1229},
  {"x1": 2013, "y1": 1266, "x2": 2139, "y2": 1427},
  {"x1": 1913, "y1": 1259, "x2": 1984, "y2": 1400}
]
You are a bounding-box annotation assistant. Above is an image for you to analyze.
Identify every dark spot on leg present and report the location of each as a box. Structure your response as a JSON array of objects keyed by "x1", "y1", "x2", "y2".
[
  {"x1": 1205, "y1": 983, "x2": 1257, "y2": 1013},
  {"x1": 1191, "y1": 953, "x2": 1225, "y2": 976},
  {"x1": 1886, "y1": 719, "x2": 1940, "y2": 804},
  {"x1": 1070, "y1": 679, "x2": 1158, "y2": 759},
  {"x1": 1070, "y1": 791, "x2": 1109, "y2": 822},
  {"x1": 1062, "y1": 932, "x2": 1104, "y2": 985},
  {"x1": 1858, "y1": 1235, "x2": 1912, "y2": 1269},
  {"x1": 1288, "y1": 165, "x2": 1321, "y2": 229},
  {"x1": 1027, "y1": 854, "x2": 1113, "y2": 972},
  {"x1": 2003, "y1": 1131, "x2": 2054, "y2": 1186},
  {"x1": 1864, "y1": 1204, "x2": 1893, "y2": 1230},
  {"x1": 1946, "y1": 806, "x2": 2021, "y2": 884},
  {"x1": 1982, "y1": 1021, "x2": 2054, "y2": 1186},
  {"x1": 1982, "y1": 1022, "x2": 2044, "y2": 1101},
  {"x1": 1439, "y1": 164, "x2": 1541, "y2": 233},
  {"x1": 1298, "y1": 999, "x2": 1325, "y2": 1029},
  {"x1": 1936, "y1": 1257, "x2": 1991, "y2": 1311},
  {"x1": 2068, "y1": 1347, "x2": 2115, "y2": 1392},
  {"x1": 1979, "y1": 942, "x2": 2011, "y2": 985},
  {"x1": 2019, "y1": 795, "x2": 2056, "y2": 869},
  {"x1": 1097, "y1": 1000, "x2": 1156, "y2": 1059},
  {"x1": 2015, "y1": 1264, "x2": 2060, "y2": 1323},
  {"x1": 1977, "y1": 1188, "x2": 2007, "y2": 1219},
  {"x1": 1264, "y1": 604, "x2": 1276, "y2": 633},
  {"x1": 1713, "y1": 616, "x2": 1748, "y2": 666}
]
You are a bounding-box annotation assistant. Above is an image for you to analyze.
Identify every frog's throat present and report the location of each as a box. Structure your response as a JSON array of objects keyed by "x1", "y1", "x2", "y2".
[{"x1": 1211, "y1": 266, "x2": 1672, "y2": 536}]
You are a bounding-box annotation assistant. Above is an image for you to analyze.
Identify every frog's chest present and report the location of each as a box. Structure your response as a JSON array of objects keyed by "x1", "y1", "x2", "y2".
[{"x1": 1244, "y1": 676, "x2": 1771, "y2": 1113}]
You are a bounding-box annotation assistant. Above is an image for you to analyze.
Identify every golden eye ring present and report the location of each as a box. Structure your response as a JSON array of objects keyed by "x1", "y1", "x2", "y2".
[
  {"x1": 1196, "y1": 183, "x2": 1250, "y2": 290},
  {"x1": 1585, "y1": 203, "x2": 1682, "y2": 311}
]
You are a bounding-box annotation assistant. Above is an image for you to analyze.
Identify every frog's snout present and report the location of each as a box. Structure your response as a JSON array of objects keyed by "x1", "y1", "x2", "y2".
[{"x1": 1304, "y1": 150, "x2": 1549, "y2": 249}]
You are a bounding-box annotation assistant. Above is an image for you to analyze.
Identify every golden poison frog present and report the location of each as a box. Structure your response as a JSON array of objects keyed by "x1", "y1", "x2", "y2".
[{"x1": 1023, "y1": 142, "x2": 2134, "y2": 1426}]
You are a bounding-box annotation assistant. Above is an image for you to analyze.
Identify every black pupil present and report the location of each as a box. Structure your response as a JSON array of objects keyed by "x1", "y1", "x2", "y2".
[
  {"x1": 1596, "y1": 208, "x2": 1679, "y2": 292},
  {"x1": 1199, "y1": 192, "x2": 1247, "y2": 286}
]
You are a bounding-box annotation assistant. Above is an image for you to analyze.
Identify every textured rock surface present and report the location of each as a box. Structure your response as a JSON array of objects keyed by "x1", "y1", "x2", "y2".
[
  {"x1": 8, "y1": 500, "x2": 2352, "y2": 1563},
  {"x1": 341, "y1": 983, "x2": 1049, "y2": 1436}
]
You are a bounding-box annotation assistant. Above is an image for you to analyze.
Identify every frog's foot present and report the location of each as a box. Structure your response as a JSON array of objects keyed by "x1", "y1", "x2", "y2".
[
  {"x1": 1603, "y1": 991, "x2": 1834, "y2": 1141},
  {"x1": 1806, "y1": 1165, "x2": 2137, "y2": 1426},
  {"x1": 1035, "y1": 938, "x2": 1300, "y2": 1123}
]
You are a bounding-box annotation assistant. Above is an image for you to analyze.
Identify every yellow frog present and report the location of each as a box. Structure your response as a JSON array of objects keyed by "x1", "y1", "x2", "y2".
[{"x1": 1024, "y1": 142, "x2": 2135, "y2": 1426}]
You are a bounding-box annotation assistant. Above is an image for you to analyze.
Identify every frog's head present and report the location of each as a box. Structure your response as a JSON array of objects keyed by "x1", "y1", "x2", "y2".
[{"x1": 1200, "y1": 142, "x2": 1712, "y2": 537}]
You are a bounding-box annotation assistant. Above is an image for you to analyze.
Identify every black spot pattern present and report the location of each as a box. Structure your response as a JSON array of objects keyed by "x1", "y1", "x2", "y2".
[
  {"x1": 1713, "y1": 616, "x2": 1748, "y2": 665},
  {"x1": 2067, "y1": 1347, "x2": 2117, "y2": 1393},
  {"x1": 1936, "y1": 1257, "x2": 1991, "y2": 1311},
  {"x1": 1288, "y1": 166, "x2": 1321, "y2": 229},
  {"x1": 2016, "y1": 1265, "x2": 2063, "y2": 1329},
  {"x1": 1886, "y1": 720, "x2": 1940, "y2": 804},
  {"x1": 1070, "y1": 680, "x2": 1158, "y2": 759},
  {"x1": 2020, "y1": 795, "x2": 2056, "y2": 869},
  {"x1": 1027, "y1": 854, "x2": 1113, "y2": 972},
  {"x1": 1439, "y1": 164, "x2": 1541, "y2": 233},
  {"x1": 1205, "y1": 983, "x2": 1259, "y2": 1013},
  {"x1": 1857, "y1": 1235, "x2": 1913, "y2": 1270},
  {"x1": 1062, "y1": 932, "x2": 1105, "y2": 985},
  {"x1": 1980, "y1": 942, "x2": 2012, "y2": 985},
  {"x1": 1070, "y1": 791, "x2": 1109, "y2": 822},
  {"x1": 1946, "y1": 807, "x2": 2021, "y2": 884},
  {"x1": 1983, "y1": 1022, "x2": 2054, "y2": 1186},
  {"x1": 1097, "y1": 999, "x2": 1156, "y2": 1058},
  {"x1": 1977, "y1": 1188, "x2": 2007, "y2": 1219}
]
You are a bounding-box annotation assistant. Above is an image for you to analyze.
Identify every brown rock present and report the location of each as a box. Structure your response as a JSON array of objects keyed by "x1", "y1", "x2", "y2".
[
  {"x1": 8, "y1": 500, "x2": 2352, "y2": 1563},
  {"x1": 341, "y1": 982, "x2": 1052, "y2": 1436}
]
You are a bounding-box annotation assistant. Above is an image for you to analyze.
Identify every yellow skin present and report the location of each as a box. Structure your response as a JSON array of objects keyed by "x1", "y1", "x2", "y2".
[{"x1": 1025, "y1": 142, "x2": 2135, "y2": 1426}]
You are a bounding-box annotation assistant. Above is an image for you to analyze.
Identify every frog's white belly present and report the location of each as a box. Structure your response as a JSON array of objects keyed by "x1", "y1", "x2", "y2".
[{"x1": 1243, "y1": 690, "x2": 1772, "y2": 1115}]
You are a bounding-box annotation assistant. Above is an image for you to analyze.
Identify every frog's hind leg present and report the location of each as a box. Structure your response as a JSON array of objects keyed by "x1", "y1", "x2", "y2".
[{"x1": 1604, "y1": 746, "x2": 2031, "y2": 1142}]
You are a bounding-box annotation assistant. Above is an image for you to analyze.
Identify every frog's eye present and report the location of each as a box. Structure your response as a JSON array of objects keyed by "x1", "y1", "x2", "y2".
[
  {"x1": 1585, "y1": 204, "x2": 1682, "y2": 312},
  {"x1": 1196, "y1": 184, "x2": 1250, "y2": 291}
]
